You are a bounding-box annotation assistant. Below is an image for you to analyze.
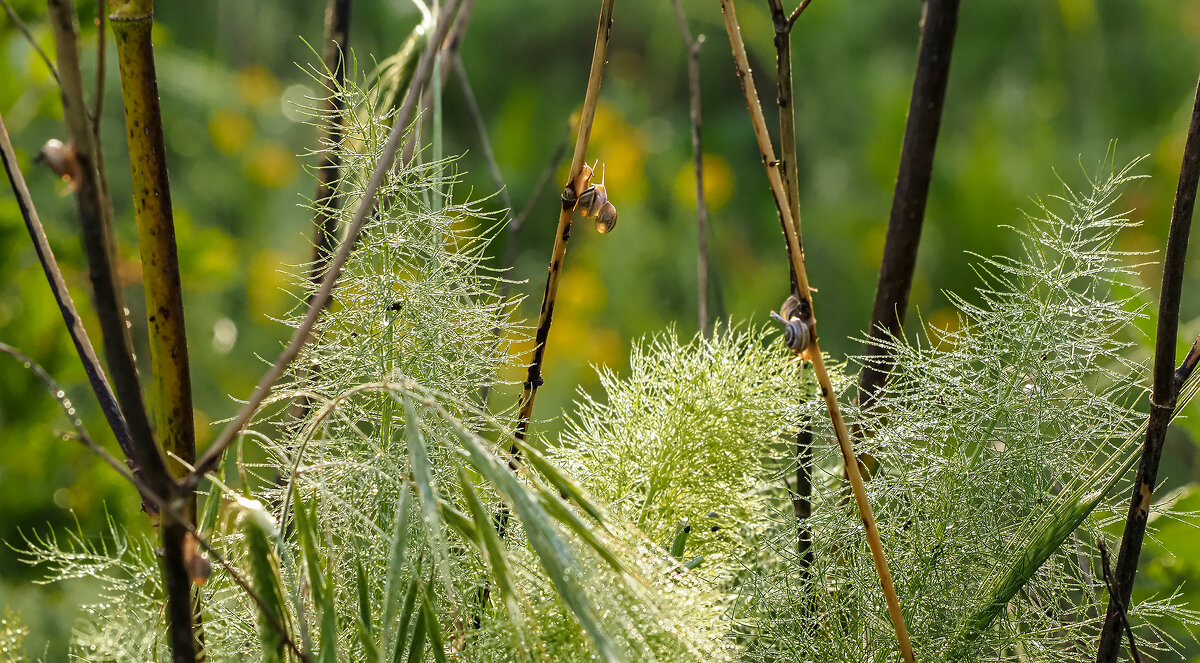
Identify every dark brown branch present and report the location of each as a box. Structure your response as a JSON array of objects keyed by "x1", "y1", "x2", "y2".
[
  {"x1": 189, "y1": 0, "x2": 464, "y2": 490},
  {"x1": 1096, "y1": 74, "x2": 1200, "y2": 663},
  {"x1": 47, "y1": 0, "x2": 159, "y2": 508},
  {"x1": 859, "y1": 0, "x2": 960, "y2": 408},
  {"x1": 765, "y1": 0, "x2": 815, "y2": 581},
  {"x1": 0, "y1": 0, "x2": 60, "y2": 84},
  {"x1": 0, "y1": 111, "x2": 173, "y2": 502},
  {"x1": 1097, "y1": 538, "x2": 1143, "y2": 663},
  {"x1": 308, "y1": 0, "x2": 353, "y2": 290},
  {"x1": 669, "y1": 0, "x2": 710, "y2": 335}
]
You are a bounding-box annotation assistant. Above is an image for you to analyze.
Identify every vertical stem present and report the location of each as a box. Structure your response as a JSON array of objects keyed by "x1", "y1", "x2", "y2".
[
  {"x1": 110, "y1": 2, "x2": 196, "y2": 493},
  {"x1": 1095, "y1": 73, "x2": 1200, "y2": 663},
  {"x1": 110, "y1": 4, "x2": 198, "y2": 659},
  {"x1": 309, "y1": 0, "x2": 352, "y2": 290},
  {"x1": 511, "y1": 0, "x2": 617, "y2": 453},
  {"x1": 669, "y1": 0, "x2": 710, "y2": 336},
  {"x1": 720, "y1": 2, "x2": 914, "y2": 660},
  {"x1": 767, "y1": 0, "x2": 801, "y2": 296},
  {"x1": 859, "y1": 0, "x2": 960, "y2": 407},
  {"x1": 47, "y1": 0, "x2": 159, "y2": 511},
  {"x1": 0, "y1": 111, "x2": 172, "y2": 500},
  {"x1": 766, "y1": 0, "x2": 813, "y2": 577}
]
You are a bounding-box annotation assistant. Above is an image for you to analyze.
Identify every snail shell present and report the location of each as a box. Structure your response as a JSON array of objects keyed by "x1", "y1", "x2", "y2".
[
  {"x1": 770, "y1": 310, "x2": 812, "y2": 354},
  {"x1": 594, "y1": 201, "x2": 617, "y2": 234}
]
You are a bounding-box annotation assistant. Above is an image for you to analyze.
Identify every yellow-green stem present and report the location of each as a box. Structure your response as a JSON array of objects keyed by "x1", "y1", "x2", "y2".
[{"x1": 110, "y1": 5, "x2": 195, "y2": 497}]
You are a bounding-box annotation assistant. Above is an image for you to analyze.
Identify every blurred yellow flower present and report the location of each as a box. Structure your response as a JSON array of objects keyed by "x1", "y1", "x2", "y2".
[
  {"x1": 248, "y1": 249, "x2": 290, "y2": 316},
  {"x1": 246, "y1": 143, "x2": 297, "y2": 189},
  {"x1": 671, "y1": 153, "x2": 734, "y2": 212},
  {"x1": 236, "y1": 65, "x2": 280, "y2": 108},
  {"x1": 208, "y1": 109, "x2": 253, "y2": 156}
]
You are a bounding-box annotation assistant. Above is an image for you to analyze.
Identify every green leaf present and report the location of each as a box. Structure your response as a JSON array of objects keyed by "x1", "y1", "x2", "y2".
[
  {"x1": 381, "y1": 484, "x2": 412, "y2": 653},
  {"x1": 421, "y1": 585, "x2": 449, "y2": 663},
  {"x1": 391, "y1": 568, "x2": 423, "y2": 663}
]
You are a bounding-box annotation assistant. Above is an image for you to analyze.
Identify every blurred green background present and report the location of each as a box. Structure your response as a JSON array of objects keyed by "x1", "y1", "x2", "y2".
[{"x1": 3, "y1": 0, "x2": 1200, "y2": 658}]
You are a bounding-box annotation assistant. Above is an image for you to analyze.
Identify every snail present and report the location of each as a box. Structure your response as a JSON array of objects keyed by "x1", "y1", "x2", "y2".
[
  {"x1": 36, "y1": 138, "x2": 82, "y2": 193},
  {"x1": 563, "y1": 161, "x2": 618, "y2": 234},
  {"x1": 770, "y1": 294, "x2": 814, "y2": 355}
]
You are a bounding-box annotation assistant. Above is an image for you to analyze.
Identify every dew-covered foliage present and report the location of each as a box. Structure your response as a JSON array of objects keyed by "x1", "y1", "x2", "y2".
[
  {"x1": 733, "y1": 159, "x2": 1200, "y2": 662},
  {"x1": 11, "y1": 61, "x2": 1198, "y2": 663}
]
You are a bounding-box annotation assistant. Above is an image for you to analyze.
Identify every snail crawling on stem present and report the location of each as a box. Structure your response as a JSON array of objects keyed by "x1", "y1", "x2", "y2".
[
  {"x1": 771, "y1": 293, "x2": 815, "y2": 356},
  {"x1": 562, "y1": 160, "x2": 618, "y2": 234}
]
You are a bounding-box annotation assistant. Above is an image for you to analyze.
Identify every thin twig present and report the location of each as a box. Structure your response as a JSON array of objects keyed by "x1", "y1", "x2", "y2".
[
  {"x1": 454, "y1": 56, "x2": 513, "y2": 216},
  {"x1": 1096, "y1": 73, "x2": 1200, "y2": 663},
  {"x1": 0, "y1": 110, "x2": 174, "y2": 501},
  {"x1": 0, "y1": 0, "x2": 61, "y2": 85},
  {"x1": 511, "y1": 0, "x2": 617, "y2": 457},
  {"x1": 0, "y1": 343, "x2": 309, "y2": 663},
  {"x1": 787, "y1": 0, "x2": 814, "y2": 26},
  {"x1": 188, "y1": 0, "x2": 464, "y2": 491},
  {"x1": 308, "y1": 0, "x2": 353, "y2": 290},
  {"x1": 47, "y1": 0, "x2": 159, "y2": 508},
  {"x1": 719, "y1": 2, "x2": 915, "y2": 660},
  {"x1": 669, "y1": 0, "x2": 710, "y2": 335},
  {"x1": 859, "y1": 0, "x2": 960, "y2": 409},
  {"x1": 1097, "y1": 538, "x2": 1142, "y2": 663}
]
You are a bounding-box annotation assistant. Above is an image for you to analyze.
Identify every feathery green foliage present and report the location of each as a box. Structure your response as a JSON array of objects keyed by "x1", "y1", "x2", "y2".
[
  {"x1": 13, "y1": 48, "x2": 1198, "y2": 663},
  {"x1": 735, "y1": 157, "x2": 1200, "y2": 662}
]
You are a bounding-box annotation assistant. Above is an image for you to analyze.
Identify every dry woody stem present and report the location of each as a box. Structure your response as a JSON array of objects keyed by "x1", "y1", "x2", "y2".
[
  {"x1": 859, "y1": 0, "x2": 960, "y2": 408},
  {"x1": 765, "y1": 0, "x2": 813, "y2": 572},
  {"x1": 190, "y1": 0, "x2": 464, "y2": 489},
  {"x1": 511, "y1": 0, "x2": 617, "y2": 453},
  {"x1": 48, "y1": 0, "x2": 159, "y2": 511},
  {"x1": 1095, "y1": 73, "x2": 1200, "y2": 663},
  {"x1": 669, "y1": 0, "x2": 710, "y2": 335},
  {"x1": 719, "y1": 1, "x2": 915, "y2": 660}
]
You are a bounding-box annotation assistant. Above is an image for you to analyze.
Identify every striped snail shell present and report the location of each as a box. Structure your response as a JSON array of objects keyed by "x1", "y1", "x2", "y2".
[{"x1": 770, "y1": 310, "x2": 812, "y2": 354}]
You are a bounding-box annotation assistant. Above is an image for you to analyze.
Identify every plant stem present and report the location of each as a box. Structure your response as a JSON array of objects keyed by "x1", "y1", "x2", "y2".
[
  {"x1": 110, "y1": 1, "x2": 196, "y2": 495},
  {"x1": 765, "y1": 0, "x2": 814, "y2": 577},
  {"x1": 48, "y1": 0, "x2": 159, "y2": 512},
  {"x1": 511, "y1": 0, "x2": 617, "y2": 457},
  {"x1": 767, "y1": 0, "x2": 801, "y2": 296},
  {"x1": 0, "y1": 111, "x2": 172, "y2": 502},
  {"x1": 1095, "y1": 73, "x2": 1200, "y2": 663},
  {"x1": 859, "y1": 0, "x2": 960, "y2": 408},
  {"x1": 720, "y1": 2, "x2": 915, "y2": 660},
  {"x1": 669, "y1": 0, "x2": 710, "y2": 336},
  {"x1": 189, "y1": 0, "x2": 463, "y2": 490},
  {"x1": 309, "y1": 0, "x2": 353, "y2": 290}
]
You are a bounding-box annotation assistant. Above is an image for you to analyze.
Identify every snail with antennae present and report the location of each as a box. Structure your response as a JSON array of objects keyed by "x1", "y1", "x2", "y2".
[
  {"x1": 770, "y1": 294, "x2": 814, "y2": 356},
  {"x1": 563, "y1": 161, "x2": 619, "y2": 234}
]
